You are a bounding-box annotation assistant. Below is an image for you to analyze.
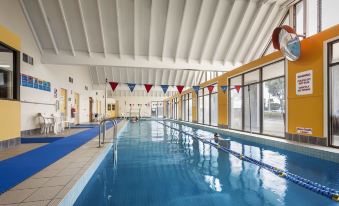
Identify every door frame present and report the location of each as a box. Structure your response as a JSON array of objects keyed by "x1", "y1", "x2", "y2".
[{"x1": 327, "y1": 38, "x2": 339, "y2": 148}]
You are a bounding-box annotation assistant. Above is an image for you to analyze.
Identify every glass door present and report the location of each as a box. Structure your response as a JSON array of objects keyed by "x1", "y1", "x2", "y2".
[{"x1": 329, "y1": 40, "x2": 339, "y2": 147}]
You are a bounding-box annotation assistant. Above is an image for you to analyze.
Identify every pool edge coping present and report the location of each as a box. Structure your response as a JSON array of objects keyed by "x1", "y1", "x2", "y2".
[{"x1": 58, "y1": 121, "x2": 129, "y2": 206}]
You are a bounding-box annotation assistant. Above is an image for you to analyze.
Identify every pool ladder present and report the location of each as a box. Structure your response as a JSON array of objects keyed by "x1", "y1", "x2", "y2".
[{"x1": 98, "y1": 118, "x2": 118, "y2": 148}]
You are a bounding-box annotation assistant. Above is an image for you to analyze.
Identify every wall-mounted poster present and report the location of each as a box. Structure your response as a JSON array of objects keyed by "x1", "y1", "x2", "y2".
[
  {"x1": 27, "y1": 76, "x2": 33, "y2": 88},
  {"x1": 21, "y1": 74, "x2": 28, "y2": 86},
  {"x1": 20, "y1": 73, "x2": 51, "y2": 92},
  {"x1": 38, "y1": 79, "x2": 43, "y2": 90},
  {"x1": 33, "y1": 78, "x2": 39, "y2": 89}
]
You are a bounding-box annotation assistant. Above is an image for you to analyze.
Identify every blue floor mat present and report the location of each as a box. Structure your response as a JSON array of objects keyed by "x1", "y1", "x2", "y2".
[
  {"x1": 0, "y1": 122, "x2": 114, "y2": 194},
  {"x1": 21, "y1": 137, "x2": 64, "y2": 144}
]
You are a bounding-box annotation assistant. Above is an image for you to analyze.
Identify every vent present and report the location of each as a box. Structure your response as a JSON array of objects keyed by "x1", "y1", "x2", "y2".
[{"x1": 23, "y1": 53, "x2": 34, "y2": 65}]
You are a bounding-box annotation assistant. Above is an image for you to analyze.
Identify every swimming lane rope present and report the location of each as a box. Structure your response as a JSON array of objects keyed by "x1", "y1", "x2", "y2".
[{"x1": 157, "y1": 121, "x2": 339, "y2": 202}]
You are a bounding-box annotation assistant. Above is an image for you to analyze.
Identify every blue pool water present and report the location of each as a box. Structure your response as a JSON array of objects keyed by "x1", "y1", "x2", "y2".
[{"x1": 75, "y1": 121, "x2": 339, "y2": 206}]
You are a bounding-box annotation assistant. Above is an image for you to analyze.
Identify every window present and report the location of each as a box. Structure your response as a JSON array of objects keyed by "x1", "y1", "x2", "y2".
[
  {"x1": 228, "y1": 60, "x2": 285, "y2": 137},
  {"x1": 198, "y1": 89, "x2": 203, "y2": 124},
  {"x1": 188, "y1": 93, "x2": 192, "y2": 122},
  {"x1": 244, "y1": 70, "x2": 260, "y2": 133},
  {"x1": 262, "y1": 61, "x2": 285, "y2": 137},
  {"x1": 321, "y1": 0, "x2": 339, "y2": 31},
  {"x1": 0, "y1": 43, "x2": 18, "y2": 100},
  {"x1": 210, "y1": 87, "x2": 218, "y2": 126},
  {"x1": 203, "y1": 87, "x2": 210, "y2": 125},
  {"x1": 294, "y1": 1, "x2": 304, "y2": 36},
  {"x1": 307, "y1": 0, "x2": 318, "y2": 36}
]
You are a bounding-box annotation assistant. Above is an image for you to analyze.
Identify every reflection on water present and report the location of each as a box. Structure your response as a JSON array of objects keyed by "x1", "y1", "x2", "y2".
[{"x1": 75, "y1": 121, "x2": 338, "y2": 206}]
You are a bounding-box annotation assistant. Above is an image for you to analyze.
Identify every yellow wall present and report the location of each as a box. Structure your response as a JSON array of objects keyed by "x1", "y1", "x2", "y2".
[
  {"x1": 288, "y1": 25, "x2": 339, "y2": 138},
  {"x1": 0, "y1": 24, "x2": 21, "y2": 141},
  {"x1": 0, "y1": 100, "x2": 21, "y2": 141},
  {"x1": 165, "y1": 25, "x2": 339, "y2": 139}
]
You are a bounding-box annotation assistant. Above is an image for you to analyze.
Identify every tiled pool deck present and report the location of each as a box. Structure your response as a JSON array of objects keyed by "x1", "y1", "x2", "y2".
[
  {"x1": 168, "y1": 119, "x2": 339, "y2": 163},
  {"x1": 0, "y1": 121, "x2": 127, "y2": 206}
]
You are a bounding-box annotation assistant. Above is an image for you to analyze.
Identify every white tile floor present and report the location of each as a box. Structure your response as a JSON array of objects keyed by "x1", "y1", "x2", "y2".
[{"x1": 0, "y1": 121, "x2": 126, "y2": 206}]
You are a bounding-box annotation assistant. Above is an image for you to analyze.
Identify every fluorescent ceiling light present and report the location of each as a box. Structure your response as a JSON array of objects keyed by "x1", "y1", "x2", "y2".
[{"x1": 0, "y1": 64, "x2": 10, "y2": 68}]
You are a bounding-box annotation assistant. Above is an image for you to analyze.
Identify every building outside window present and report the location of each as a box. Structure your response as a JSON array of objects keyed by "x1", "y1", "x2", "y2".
[
  {"x1": 228, "y1": 60, "x2": 285, "y2": 137},
  {"x1": 0, "y1": 43, "x2": 19, "y2": 100}
]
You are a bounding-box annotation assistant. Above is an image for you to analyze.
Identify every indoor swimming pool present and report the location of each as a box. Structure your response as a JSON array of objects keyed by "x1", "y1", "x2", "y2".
[{"x1": 74, "y1": 121, "x2": 339, "y2": 206}]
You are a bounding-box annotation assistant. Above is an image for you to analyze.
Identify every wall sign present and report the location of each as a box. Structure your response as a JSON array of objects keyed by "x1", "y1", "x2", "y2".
[
  {"x1": 20, "y1": 74, "x2": 51, "y2": 92},
  {"x1": 296, "y1": 127, "x2": 313, "y2": 135},
  {"x1": 296, "y1": 70, "x2": 313, "y2": 95}
]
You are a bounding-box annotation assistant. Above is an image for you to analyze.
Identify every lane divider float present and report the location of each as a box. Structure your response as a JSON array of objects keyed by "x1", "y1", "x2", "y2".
[{"x1": 157, "y1": 121, "x2": 339, "y2": 202}]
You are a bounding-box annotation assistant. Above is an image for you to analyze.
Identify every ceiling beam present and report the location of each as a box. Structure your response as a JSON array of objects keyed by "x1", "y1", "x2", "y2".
[
  {"x1": 77, "y1": 0, "x2": 91, "y2": 56},
  {"x1": 224, "y1": 1, "x2": 258, "y2": 64},
  {"x1": 148, "y1": 0, "x2": 154, "y2": 60},
  {"x1": 199, "y1": 0, "x2": 221, "y2": 63},
  {"x1": 19, "y1": 0, "x2": 43, "y2": 55},
  {"x1": 134, "y1": 0, "x2": 137, "y2": 59},
  {"x1": 162, "y1": 0, "x2": 171, "y2": 61},
  {"x1": 187, "y1": 0, "x2": 205, "y2": 63},
  {"x1": 198, "y1": 71, "x2": 204, "y2": 84},
  {"x1": 244, "y1": 4, "x2": 278, "y2": 63},
  {"x1": 235, "y1": 3, "x2": 271, "y2": 63},
  {"x1": 212, "y1": 0, "x2": 243, "y2": 63},
  {"x1": 115, "y1": 0, "x2": 122, "y2": 58},
  {"x1": 96, "y1": 0, "x2": 107, "y2": 57},
  {"x1": 174, "y1": 0, "x2": 187, "y2": 62},
  {"x1": 38, "y1": 0, "x2": 59, "y2": 54},
  {"x1": 58, "y1": 0, "x2": 75, "y2": 56}
]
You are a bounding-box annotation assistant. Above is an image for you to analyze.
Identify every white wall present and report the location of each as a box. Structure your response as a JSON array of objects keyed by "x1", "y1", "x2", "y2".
[
  {"x1": 112, "y1": 96, "x2": 164, "y2": 117},
  {"x1": 0, "y1": 0, "x2": 105, "y2": 131}
]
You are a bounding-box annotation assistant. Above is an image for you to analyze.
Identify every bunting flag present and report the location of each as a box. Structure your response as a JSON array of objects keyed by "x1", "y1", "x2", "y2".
[
  {"x1": 176, "y1": 85, "x2": 184, "y2": 94},
  {"x1": 109, "y1": 82, "x2": 118, "y2": 92},
  {"x1": 220, "y1": 85, "x2": 228, "y2": 94},
  {"x1": 160, "y1": 85, "x2": 169, "y2": 94},
  {"x1": 192, "y1": 86, "x2": 200, "y2": 94},
  {"x1": 207, "y1": 85, "x2": 214, "y2": 94},
  {"x1": 235, "y1": 85, "x2": 241, "y2": 93},
  {"x1": 144, "y1": 84, "x2": 153, "y2": 93},
  {"x1": 127, "y1": 83, "x2": 136, "y2": 92}
]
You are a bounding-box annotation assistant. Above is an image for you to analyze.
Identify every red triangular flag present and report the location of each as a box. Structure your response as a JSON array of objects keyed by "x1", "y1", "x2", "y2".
[
  {"x1": 109, "y1": 82, "x2": 118, "y2": 92},
  {"x1": 207, "y1": 85, "x2": 214, "y2": 93},
  {"x1": 144, "y1": 84, "x2": 153, "y2": 93},
  {"x1": 176, "y1": 85, "x2": 184, "y2": 94},
  {"x1": 235, "y1": 85, "x2": 241, "y2": 93}
]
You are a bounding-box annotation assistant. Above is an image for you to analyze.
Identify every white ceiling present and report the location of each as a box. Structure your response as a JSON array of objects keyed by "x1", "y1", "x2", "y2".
[{"x1": 20, "y1": 0, "x2": 290, "y2": 96}]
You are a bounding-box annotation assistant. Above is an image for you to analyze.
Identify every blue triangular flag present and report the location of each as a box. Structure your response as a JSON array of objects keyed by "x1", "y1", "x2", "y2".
[
  {"x1": 160, "y1": 85, "x2": 169, "y2": 94},
  {"x1": 220, "y1": 85, "x2": 228, "y2": 94},
  {"x1": 192, "y1": 86, "x2": 200, "y2": 94},
  {"x1": 127, "y1": 83, "x2": 136, "y2": 92}
]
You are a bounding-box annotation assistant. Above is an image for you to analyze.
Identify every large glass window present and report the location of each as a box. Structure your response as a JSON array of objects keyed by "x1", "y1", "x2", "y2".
[
  {"x1": 0, "y1": 43, "x2": 16, "y2": 99},
  {"x1": 198, "y1": 92, "x2": 203, "y2": 124},
  {"x1": 244, "y1": 70, "x2": 260, "y2": 133},
  {"x1": 321, "y1": 0, "x2": 339, "y2": 31},
  {"x1": 203, "y1": 88, "x2": 210, "y2": 125},
  {"x1": 228, "y1": 60, "x2": 285, "y2": 137},
  {"x1": 262, "y1": 61, "x2": 285, "y2": 137},
  {"x1": 294, "y1": 1, "x2": 304, "y2": 36},
  {"x1": 210, "y1": 90, "x2": 218, "y2": 126},
  {"x1": 229, "y1": 88, "x2": 242, "y2": 130},
  {"x1": 188, "y1": 93, "x2": 192, "y2": 122}
]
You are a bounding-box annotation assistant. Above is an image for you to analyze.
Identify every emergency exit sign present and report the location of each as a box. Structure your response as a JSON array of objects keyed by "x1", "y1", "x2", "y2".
[{"x1": 296, "y1": 70, "x2": 313, "y2": 95}]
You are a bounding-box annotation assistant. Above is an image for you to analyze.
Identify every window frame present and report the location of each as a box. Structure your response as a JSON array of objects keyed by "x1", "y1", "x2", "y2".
[
  {"x1": 228, "y1": 60, "x2": 286, "y2": 138},
  {"x1": 0, "y1": 41, "x2": 20, "y2": 101}
]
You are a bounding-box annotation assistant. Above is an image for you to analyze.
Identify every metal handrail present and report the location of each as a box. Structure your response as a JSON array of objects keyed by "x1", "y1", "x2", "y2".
[{"x1": 98, "y1": 118, "x2": 118, "y2": 147}]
